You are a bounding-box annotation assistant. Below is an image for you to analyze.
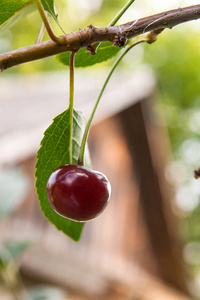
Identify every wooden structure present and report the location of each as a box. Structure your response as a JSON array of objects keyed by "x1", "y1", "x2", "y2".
[{"x1": 0, "y1": 69, "x2": 191, "y2": 299}]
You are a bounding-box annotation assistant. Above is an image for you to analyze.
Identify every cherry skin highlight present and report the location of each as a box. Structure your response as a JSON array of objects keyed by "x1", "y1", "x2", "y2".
[{"x1": 46, "y1": 164, "x2": 111, "y2": 222}]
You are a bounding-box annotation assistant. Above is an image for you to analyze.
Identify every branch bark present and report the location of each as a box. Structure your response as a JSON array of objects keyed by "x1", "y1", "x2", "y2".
[{"x1": 1, "y1": 5, "x2": 200, "y2": 71}]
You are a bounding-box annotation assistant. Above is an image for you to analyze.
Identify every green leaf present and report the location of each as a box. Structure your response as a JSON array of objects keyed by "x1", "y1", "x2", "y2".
[
  {"x1": 0, "y1": 241, "x2": 30, "y2": 271},
  {"x1": 5, "y1": 240, "x2": 31, "y2": 259},
  {"x1": 0, "y1": 256, "x2": 4, "y2": 270},
  {"x1": 55, "y1": 42, "x2": 123, "y2": 68},
  {"x1": 0, "y1": 0, "x2": 32, "y2": 26},
  {"x1": 41, "y1": 0, "x2": 55, "y2": 18},
  {"x1": 41, "y1": 0, "x2": 65, "y2": 33},
  {"x1": 0, "y1": 0, "x2": 64, "y2": 36},
  {"x1": 0, "y1": 167, "x2": 30, "y2": 216},
  {"x1": 35, "y1": 109, "x2": 89, "y2": 241},
  {"x1": 28, "y1": 285, "x2": 65, "y2": 300},
  {"x1": 0, "y1": 0, "x2": 34, "y2": 35}
]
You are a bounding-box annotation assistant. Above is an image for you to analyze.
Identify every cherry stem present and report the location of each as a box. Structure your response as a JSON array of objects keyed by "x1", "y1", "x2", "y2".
[
  {"x1": 78, "y1": 35, "x2": 149, "y2": 166},
  {"x1": 34, "y1": 0, "x2": 64, "y2": 44},
  {"x1": 69, "y1": 52, "x2": 76, "y2": 164},
  {"x1": 108, "y1": 0, "x2": 136, "y2": 26}
]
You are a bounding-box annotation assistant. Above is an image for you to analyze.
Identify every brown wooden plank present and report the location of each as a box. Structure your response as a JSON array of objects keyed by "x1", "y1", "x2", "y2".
[{"x1": 118, "y1": 99, "x2": 188, "y2": 293}]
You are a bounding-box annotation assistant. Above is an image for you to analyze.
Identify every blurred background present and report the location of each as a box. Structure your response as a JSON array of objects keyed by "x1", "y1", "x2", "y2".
[{"x1": 1, "y1": 0, "x2": 200, "y2": 299}]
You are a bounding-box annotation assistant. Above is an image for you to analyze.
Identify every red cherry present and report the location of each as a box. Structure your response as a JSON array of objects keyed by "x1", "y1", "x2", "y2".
[{"x1": 46, "y1": 164, "x2": 111, "y2": 222}]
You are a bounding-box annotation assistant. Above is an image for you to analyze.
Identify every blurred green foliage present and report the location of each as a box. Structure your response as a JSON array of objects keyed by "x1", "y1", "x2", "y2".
[
  {"x1": 144, "y1": 27, "x2": 200, "y2": 156},
  {"x1": 143, "y1": 26, "x2": 200, "y2": 298}
]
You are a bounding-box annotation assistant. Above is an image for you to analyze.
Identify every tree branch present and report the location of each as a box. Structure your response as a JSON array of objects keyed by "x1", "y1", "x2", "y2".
[{"x1": 1, "y1": 5, "x2": 200, "y2": 71}]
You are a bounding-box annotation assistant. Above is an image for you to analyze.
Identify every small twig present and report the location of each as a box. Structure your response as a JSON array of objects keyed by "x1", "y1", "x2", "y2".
[
  {"x1": 0, "y1": 5, "x2": 200, "y2": 71},
  {"x1": 89, "y1": 0, "x2": 136, "y2": 54},
  {"x1": 35, "y1": 21, "x2": 46, "y2": 44}
]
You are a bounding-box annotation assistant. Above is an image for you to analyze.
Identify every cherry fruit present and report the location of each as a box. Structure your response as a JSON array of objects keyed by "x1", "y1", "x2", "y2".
[{"x1": 46, "y1": 164, "x2": 111, "y2": 222}]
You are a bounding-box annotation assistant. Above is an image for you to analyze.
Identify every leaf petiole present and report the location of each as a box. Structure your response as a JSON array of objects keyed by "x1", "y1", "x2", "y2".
[
  {"x1": 69, "y1": 52, "x2": 76, "y2": 164},
  {"x1": 78, "y1": 35, "x2": 149, "y2": 166},
  {"x1": 108, "y1": 0, "x2": 136, "y2": 26},
  {"x1": 34, "y1": 0, "x2": 64, "y2": 44}
]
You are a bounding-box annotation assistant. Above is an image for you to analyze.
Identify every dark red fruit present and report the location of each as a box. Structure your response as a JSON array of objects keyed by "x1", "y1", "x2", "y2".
[{"x1": 46, "y1": 164, "x2": 111, "y2": 222}]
